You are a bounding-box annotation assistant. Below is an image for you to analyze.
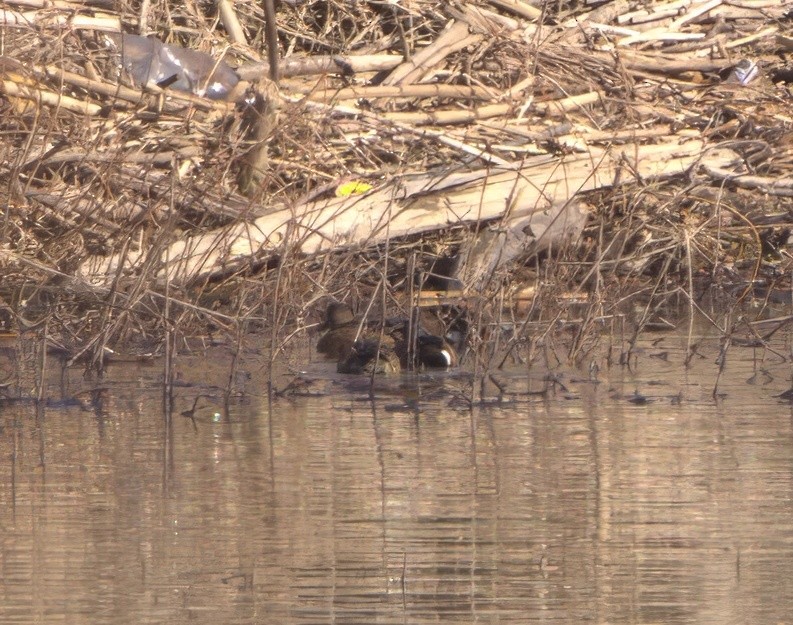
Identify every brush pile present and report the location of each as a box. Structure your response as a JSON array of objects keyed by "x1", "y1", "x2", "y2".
[{"x1": 0, "y1": 0, "x2": 792, "y2": 366}]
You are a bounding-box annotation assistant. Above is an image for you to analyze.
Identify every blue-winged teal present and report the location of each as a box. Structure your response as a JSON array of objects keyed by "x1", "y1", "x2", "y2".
[
  {"x1": 317, "y1": 302, "x2": 402, "y2": 373},
  {"x1": 399, "y1": 307, "x2": 460, "y2": 369},
  {"x1": 337, "y1": 336, "x2": 402, "y2": 374},
  {"x1": 414, "y1": 334, "x2": 458, "y2": 368},
  {"x1": 316, "y1": 302, "x2": 358, "y2": 360},
  {"x1": 317, "y1": 302, "x2": 460, "y2": 374}
]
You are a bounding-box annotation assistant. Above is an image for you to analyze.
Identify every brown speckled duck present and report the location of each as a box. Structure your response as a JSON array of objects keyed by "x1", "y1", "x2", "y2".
[
  {"x1": 337, "y1": 336, "x2": 402, "y2": 374},
  {"x1": 316, "y1": 302, "x2": 358, "y2": 360}
]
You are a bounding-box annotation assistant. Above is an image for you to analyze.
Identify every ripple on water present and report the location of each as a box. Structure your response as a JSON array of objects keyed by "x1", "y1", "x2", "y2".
[{"x1": 0, "y1": 335, "x2": 791, "y2": 624}]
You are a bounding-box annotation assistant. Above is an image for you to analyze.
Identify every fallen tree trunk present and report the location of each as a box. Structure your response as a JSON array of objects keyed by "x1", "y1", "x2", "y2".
[{"x1": 79, "y1": 139, "x2": 741, "y2": 286}]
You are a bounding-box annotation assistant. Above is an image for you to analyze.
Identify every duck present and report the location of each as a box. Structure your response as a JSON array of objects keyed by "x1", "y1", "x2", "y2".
[
  {"x1": 317, "y1": 302, "x2": 461, "y2": 374},
  {"x1": 317, "y1": 302, "x2": 403, "y2": 373},
  {"x1": 316, "y1": 302, "x2": 358, "y2": 360},
  {"x1": 413, "y1": 333, "x2": 458, "y2": 368},
  {"x1": 399, "y1": 308, "x2": 461, "y2": 369},
  {"x1": 337, "y1": 336, "x2": 402, "y2": 374}
]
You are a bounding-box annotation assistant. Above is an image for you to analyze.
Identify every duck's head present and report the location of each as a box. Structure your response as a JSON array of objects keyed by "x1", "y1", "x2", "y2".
[{"x1": 321, "y1": 302, "x2": 355, "y2": 330}]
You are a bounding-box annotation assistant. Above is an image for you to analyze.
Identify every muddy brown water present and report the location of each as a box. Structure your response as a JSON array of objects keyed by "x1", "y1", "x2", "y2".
[{"x1": 1, "y1": 333, "x2": 792, "y2": 624}]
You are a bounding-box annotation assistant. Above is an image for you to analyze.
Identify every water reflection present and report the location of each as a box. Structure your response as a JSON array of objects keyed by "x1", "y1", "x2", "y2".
[{"x1": 1, "y1": 336, "x2": 792, "y2": 623}]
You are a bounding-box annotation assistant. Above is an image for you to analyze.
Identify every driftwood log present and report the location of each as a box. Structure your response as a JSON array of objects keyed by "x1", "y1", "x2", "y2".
[{"x1": 79, "y1": 140, "x2": 740, "y2": 288}]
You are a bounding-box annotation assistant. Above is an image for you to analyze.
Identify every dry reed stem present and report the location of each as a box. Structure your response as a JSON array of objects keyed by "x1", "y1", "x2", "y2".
[{"x1": 0, "y1": 0, "x2": 789, "y2": 375}]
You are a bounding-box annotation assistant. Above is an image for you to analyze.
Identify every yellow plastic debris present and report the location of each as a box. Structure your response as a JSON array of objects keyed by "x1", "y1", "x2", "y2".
[{"x1": 335, "y1": 181, "x2": 373, "y2": 197}]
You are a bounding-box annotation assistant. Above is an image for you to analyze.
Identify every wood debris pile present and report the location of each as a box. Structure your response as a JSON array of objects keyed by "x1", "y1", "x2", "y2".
[{"x1": 0, "y1": 0, "x2": 791, "y2": 358}]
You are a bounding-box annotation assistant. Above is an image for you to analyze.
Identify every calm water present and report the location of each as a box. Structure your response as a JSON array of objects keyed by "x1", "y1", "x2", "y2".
[{"x1": 1, "y1": 334, "x2": 792, "y2": 624}]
